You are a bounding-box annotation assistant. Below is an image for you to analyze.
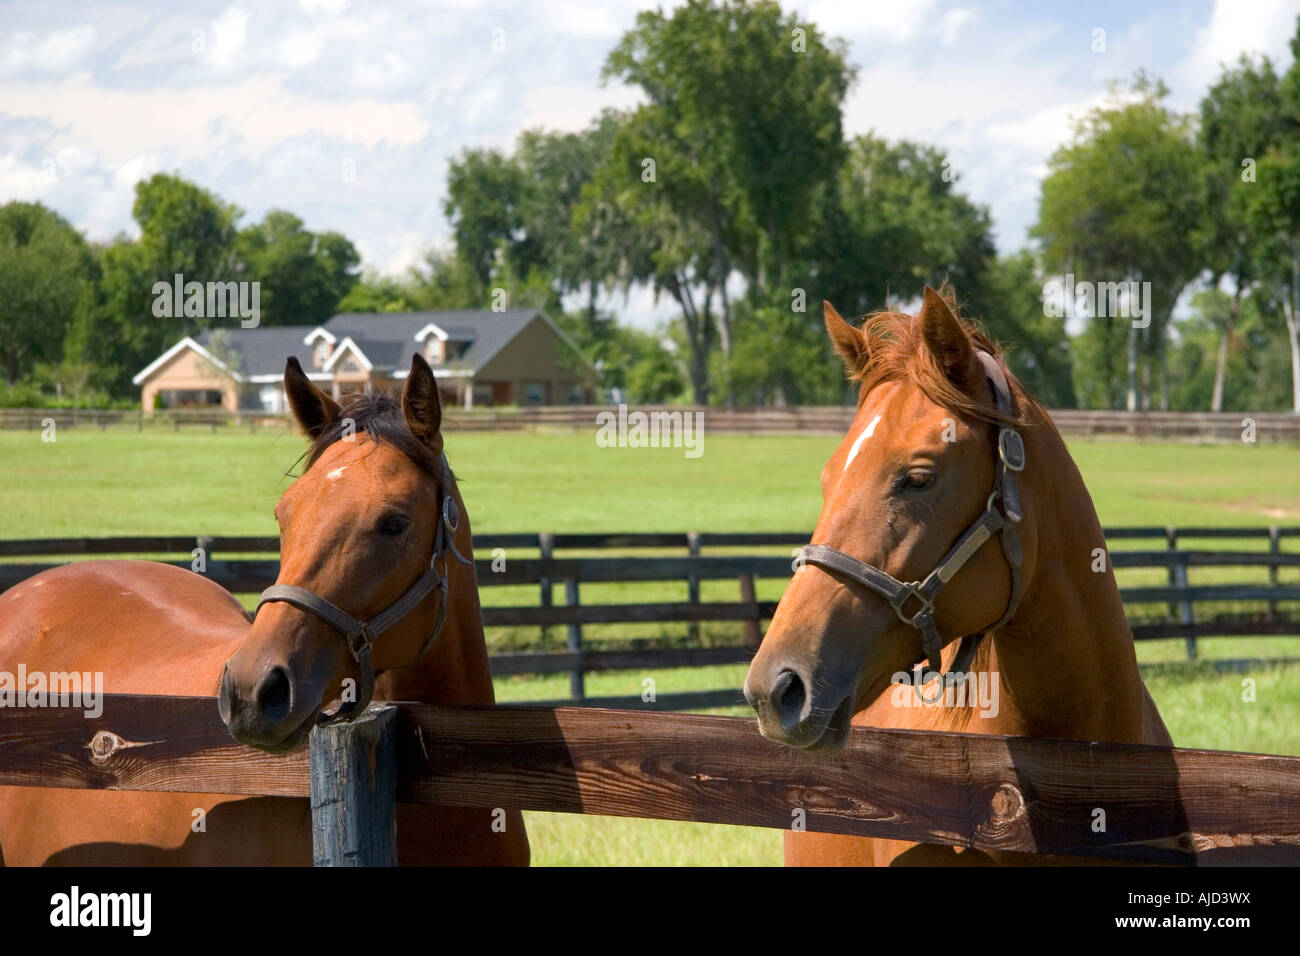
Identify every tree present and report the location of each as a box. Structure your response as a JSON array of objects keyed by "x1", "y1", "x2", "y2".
[
  {"x1": 0, "y1": 202, "x2": 97, "y2": 385},
  {"x1": 234, "y1": 210, "x2": 359, "y2": 326},
  {"x1": 1034, "y1": 74, "x2": 1204, "y2": 411},
  {"x1": 98, "y1": 174, "x2": 241, "y2": 393},
  {"x1": 1199, "y1": 54, "x2": 1284, "y2": 410},
  {"x1": 599, "y1": 0, "x2": 853, "y2": 395},
  {"x1": 807, "y1": 135, "x2": 998, "y2": 319}
]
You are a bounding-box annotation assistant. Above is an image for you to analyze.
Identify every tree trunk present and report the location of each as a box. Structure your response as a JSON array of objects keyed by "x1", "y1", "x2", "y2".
[
  {"x1": 1125, "y1": 320, "x2": 1139, "y2": 412},
  {"x1": 1210, "y1": 288, "x2": 1240, "y2": 413}
]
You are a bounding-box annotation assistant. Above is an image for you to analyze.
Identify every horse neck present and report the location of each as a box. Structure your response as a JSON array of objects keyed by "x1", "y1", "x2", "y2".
[
  {"x1": 378, "y1": 482, "x2": 497, "y2": 706},
  {"x1": 989, "y1": 411, "x2": 1148, "y2": 743}
]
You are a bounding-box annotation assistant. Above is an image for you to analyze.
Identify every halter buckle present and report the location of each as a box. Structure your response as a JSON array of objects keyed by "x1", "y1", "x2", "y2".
[
  {"x1": 998, "y1": 428, "x2": 1026, "y2": 472},
  {"x1": 346, "y1": 624, "x2": 376, "y2": 661},
  {"x1": 891, "y1": 585, "x2": 934, "y2": 629}
]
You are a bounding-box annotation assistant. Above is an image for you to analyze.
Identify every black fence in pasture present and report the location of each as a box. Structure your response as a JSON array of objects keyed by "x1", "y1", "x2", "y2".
[{"x1": 1, "y1": 526, "x2": 1298, "y2": 710}]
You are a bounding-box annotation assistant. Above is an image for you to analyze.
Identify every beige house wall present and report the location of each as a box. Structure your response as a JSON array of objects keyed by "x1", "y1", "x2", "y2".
[
  {"x1": 139, "y1": 346, "x2": 239, "y2": 414},
  {"x1": 476, "y1": 317, "x2": 589, "y2": 405}
]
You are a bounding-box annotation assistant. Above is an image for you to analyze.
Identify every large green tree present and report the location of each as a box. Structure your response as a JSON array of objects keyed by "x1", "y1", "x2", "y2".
[
  {"x1": 0, "y1": 202, "x2": 97, "y2": 385},
  {"x1": 1199, "y1": 54, "x2": 1284, "y2": 410},
  {"x1": 97, "y1": 173, "x2": 241, "y2": 392},
  {"x1": 234, "y1": 209, "x2": 359, "y2": 326},
  {"x1": 1035, "y1": 74, "x2": 1204, "y2": 411}
]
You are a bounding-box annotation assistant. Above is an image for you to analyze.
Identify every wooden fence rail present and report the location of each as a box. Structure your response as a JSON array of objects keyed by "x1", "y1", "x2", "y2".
[
  {"x1": 0, "y1": 694, "x2": 1297, "y2": 865},
  {"x1": 2, "y1": 527, "x2": 1298, "y2": 710}
]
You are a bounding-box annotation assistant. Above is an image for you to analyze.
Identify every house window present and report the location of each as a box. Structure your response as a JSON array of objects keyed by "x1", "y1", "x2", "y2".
[
  {"x1": 314, "y1": 341, "x2": 330, "y2": 368},
  {"x1": 425, "y1": 337, "x2": 441, "y2": 364},
  {"x1": 523, "y1": 382, "x2": 545, "y2": 406},
  {"x1": 473, "y1": 383, "x2": 493, "y2": 407},
  {"x1": 567, "y1": 384, "x2": 584, "y2": 404},
  {"x1": 339, "y1": 358, "x2": 362, "y2": 374}
]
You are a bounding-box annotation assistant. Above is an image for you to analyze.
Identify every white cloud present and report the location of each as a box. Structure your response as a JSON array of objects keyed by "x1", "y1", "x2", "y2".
[
  {"x1": 1175, "y1": 0, "x2": 1299, "y2": 91},
  {"x1": 0, "y1": 25, "x2": 98, "y2": 78},
  {"x1": 521, "y1": 82, "x2": 642, "y2": 133},
  {"x1": 938, "y1": 8, "x2": 975, "y2": 47}
]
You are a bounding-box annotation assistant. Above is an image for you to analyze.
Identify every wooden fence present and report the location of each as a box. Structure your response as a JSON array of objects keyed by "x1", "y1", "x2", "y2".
[
  {"x1": 1, "y1": 694, "x2": 1297, "y2": 865},
  {"x1": 4, "y1": 405, "x2": 1299, "y2": 440},
  {"x1": 2, "y1": 527, "x2": 1298, "y2": 710}
]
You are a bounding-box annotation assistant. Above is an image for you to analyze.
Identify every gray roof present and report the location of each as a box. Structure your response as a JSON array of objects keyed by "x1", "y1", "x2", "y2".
[
  {"x1": 195, "y1": 325, "x2": 317, "y2": 378},
  {"x1": 324, "y1": 310, "x2": 543, "y2": 373},
  {"x1": 195, "y1": 310, "x2": 569, "y2": 378}
]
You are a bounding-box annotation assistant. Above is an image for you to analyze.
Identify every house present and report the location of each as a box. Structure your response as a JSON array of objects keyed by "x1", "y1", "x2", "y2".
[{"x1": 132, "y1": 309, "x2": 595, "y2": 413}]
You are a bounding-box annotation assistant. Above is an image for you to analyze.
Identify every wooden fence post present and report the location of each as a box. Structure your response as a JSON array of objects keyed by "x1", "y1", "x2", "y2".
[
  {"x1": 565, "y1": 577, "x2": 584, "y2": 700},
  {"x1": 738, "y1": 573, "x2": 761, "y2": 651},
  {"x1": 1269, "y1": 525, "x2": 1281, "y2": 621},
  {"x1": 309, "y1": 704, "x2": 398, "y2": 867},
  {"x1": 539, "y1": 532, "x2": 554, "y2": 644},
  {"x1": 687, "y1": 532, "x2": 701, "y2": 641},
  {"x1": 1165, "y1": 527, "x2": 1195, "y2": 660}
]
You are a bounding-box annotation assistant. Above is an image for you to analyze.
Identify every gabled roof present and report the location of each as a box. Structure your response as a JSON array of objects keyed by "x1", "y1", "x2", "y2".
[
  {"x1": 131, "y1": 335, "x2": 245, "y2": 385},
  {"x1": 135, "y1": 310, "x2": 593, "y2": 387}
]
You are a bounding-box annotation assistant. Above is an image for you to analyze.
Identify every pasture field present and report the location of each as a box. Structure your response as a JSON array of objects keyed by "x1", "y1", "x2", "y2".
[{"x1": 1, "y1": 427, "x2": 1298, "y2": 864}]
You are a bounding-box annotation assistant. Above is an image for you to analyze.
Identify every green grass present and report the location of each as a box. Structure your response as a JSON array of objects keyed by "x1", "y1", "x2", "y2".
[
  {"x1": 5, "y1": 427, "x2": 1296, "y2": 537},
  {"x1": 3, "y1": 426, "x2": 1299, "y2": 865}
]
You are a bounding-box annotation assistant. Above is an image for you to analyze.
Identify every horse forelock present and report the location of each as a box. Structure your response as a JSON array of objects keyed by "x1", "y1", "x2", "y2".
[
  {"x1": 850, "y1": 291, "x2": 1047, "y2": 432},
  {"x1": 300, "y1": 392, "x2": 446, "y2": 483}
]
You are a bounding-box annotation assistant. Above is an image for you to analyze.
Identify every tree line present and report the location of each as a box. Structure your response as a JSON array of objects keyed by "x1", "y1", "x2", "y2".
[{"x1": 2, "y1": 0, "x2": 1298, "y2": 412}]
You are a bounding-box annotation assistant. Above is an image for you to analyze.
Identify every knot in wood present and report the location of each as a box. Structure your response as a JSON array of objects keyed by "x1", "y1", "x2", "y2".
[
  {"x1": 90, "y1": 730, "x2": 124, "y2": 761},
  {"x1": 988, "y1": 783, "x2": 1025, "y2": 823}
]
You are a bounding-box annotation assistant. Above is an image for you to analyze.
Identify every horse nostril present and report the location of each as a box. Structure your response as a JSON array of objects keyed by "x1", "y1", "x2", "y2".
[
  {"x1": 255, "y1": 666, "x2": 293, "y2": 724},
  {"x1": 217, "y1": 664, "x2": 235, "y2": 724},
  {"x1": 772, "y1": 669, "x2": 807, "y2": 730}
]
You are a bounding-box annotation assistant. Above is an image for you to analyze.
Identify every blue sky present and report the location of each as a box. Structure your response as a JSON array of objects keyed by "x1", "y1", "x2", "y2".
[{"x1": 2, "y1": 0, "x2": 1298, "y2": 326}]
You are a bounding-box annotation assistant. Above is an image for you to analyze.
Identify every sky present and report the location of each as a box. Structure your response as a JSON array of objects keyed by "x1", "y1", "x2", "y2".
[{"x1": 2, "y1": 0, "x2": 1298, "y2": 327}]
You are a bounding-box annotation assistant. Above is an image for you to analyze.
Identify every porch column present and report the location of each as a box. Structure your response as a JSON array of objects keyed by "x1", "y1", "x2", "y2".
[{"x1": 463, "y1": 381, "x2": 474, "y2": 409}]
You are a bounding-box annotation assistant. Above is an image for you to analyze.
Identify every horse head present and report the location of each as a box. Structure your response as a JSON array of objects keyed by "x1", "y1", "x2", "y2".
[
  {"x1": 220, "y1": 352, "x2": 461, "y2": 752},
  {"x1": 745, "y1": 286, "x2": 1038, "y2": 754}
]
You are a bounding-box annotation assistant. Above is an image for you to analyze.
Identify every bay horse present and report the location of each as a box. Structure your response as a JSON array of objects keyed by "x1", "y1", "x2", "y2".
[
  {"x1": 0, "y1": 354, "x2": 529, "y2": 865},
  {"x1": 744, "y1": 286, "x2": 1171, "y2": 866}
]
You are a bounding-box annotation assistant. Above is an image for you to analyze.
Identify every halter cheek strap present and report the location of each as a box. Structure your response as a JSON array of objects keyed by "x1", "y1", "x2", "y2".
[
  {"x1": 796, "y1": 351, "x2": 1026, "y2": 686},
  {"x1": 254, "y1": 454, "x2": 471, "y2": 725}
]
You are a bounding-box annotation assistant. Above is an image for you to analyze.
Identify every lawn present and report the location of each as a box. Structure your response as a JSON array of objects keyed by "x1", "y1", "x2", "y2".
[{"x1": 2, "y1": 425, "x2": 1298, "y2": 864}]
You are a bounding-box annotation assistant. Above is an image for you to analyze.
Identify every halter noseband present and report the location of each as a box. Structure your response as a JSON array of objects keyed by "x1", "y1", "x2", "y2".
[
  {"x1": 254, "y1": 454, "x2": 471, "y2": 724},
  {"x1": 796, "y1": 351, "x2": 1026, "y2": 686}
]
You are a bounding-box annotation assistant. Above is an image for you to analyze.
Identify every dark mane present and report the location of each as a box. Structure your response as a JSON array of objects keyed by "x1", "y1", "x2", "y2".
[
  {"x1": 851, "y1": 285, "x2": 1046, "y2": 429},
  {"x1": 301, "y1": 391, "x2": 443, "y2": 480}
]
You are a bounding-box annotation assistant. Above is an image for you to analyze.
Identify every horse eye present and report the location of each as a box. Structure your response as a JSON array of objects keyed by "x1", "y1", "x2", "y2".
[
  {"x1": 900, "y1": 471, "x2": 937, "y2": 491},
  {"x1": 377, "y1": 514, "x2": 410, "y2": 536}
]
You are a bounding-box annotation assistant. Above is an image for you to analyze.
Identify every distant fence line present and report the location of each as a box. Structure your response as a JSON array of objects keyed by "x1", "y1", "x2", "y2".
[
  {"x1": 2, "y1": 526, "x2": 1298, "y2": 710},
  {"x1": 2, "y1": 405, "x2": 1298, "y2": 440}
]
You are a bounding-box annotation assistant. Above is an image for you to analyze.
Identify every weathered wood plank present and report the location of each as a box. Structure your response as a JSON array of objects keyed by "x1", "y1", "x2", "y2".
[
  {"x1": 2, "y1": 694, "x2": 1300, "y2": 863},
  {"x1": 393, "y1": 704, "x2": 1300, "y2": 865},
  {"x1": 309, "y1": 705, "x2": 398, "y2": 867}
]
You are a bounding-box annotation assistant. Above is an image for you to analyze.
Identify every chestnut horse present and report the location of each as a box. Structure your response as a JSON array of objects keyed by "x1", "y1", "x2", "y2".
[
  {"x1": 0, "y1": 354, "x2": 528, "y2": 865},
  {"x1": 744, "y1": 287, "x2": 1171, "y2": 866}
]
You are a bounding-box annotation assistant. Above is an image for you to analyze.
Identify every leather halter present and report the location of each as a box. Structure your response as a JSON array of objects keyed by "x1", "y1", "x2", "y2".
[
  {"x1": 796, "y1": 351, "x2": 1026, "y2": 686},
  {"x1": 254, "y1": 453, "x2": 471, "y2": 724}
]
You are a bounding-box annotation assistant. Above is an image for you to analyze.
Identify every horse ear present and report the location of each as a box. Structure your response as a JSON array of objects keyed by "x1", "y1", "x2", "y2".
[
  {"x1": 919, "y1": 285, "x2": 974, "y2": 384},
  {"x1": 402, "y1": 353, "x2": 443, "y2": 449},
  {"x1": 824, "y1": 301, "x2": 868, "y2": 374},
  {"x1": 284, "y1": 356, "x2": 341, "y2": 439}
]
